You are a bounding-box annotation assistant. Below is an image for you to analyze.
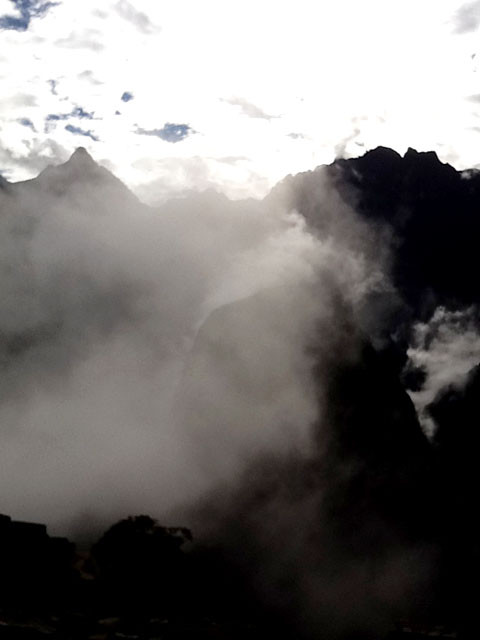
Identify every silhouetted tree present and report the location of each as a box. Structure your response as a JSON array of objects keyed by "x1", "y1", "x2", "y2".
[{"x1": 91, "y1": 515, "x2": 192, "y2": 616}]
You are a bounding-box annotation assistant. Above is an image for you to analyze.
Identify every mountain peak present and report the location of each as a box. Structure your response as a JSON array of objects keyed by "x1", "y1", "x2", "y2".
[
  {"x1": 14, "y1": 148, "x2": 142, "y2": 209},
  {"x1": 68, "y1": 147, "x2": 95, "y2": 165}
]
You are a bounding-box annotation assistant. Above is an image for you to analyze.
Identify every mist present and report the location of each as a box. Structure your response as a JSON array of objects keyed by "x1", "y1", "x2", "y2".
[
  {"x1": 3, "y1": 145, "x2": 480, "y2": 638},
  {"x1": 0, "y1": 148, "x2": 386, "y2": 538}
]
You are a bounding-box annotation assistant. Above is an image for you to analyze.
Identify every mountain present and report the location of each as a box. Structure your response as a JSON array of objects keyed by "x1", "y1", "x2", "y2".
[
  {"x1": 0, "y1": 146, "x2": 479, "y2": 636},
  {"x1": 273, "y1": 146, "x2": 480, "y2": 317},
  {"x1": 181, "y1": 146, "x2": 480, "y2": 633},
  {"x1": 0, "y1": 147, "x2": 141, "y2": 216}
]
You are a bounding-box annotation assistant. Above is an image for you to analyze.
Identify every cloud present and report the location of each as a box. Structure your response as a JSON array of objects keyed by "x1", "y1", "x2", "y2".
[
  {"x1": 133, "y1": 155, "x2": 271, "y2": 204},
  {"x1": 406, "y1": 306, "x2": 480, "y2": 434},
  {"x1": 55, "y1": 29, "x2": 104, "y2": 52},
  {"x1": 216, "y1": 155, "x2": 249, "y2": 165},
  {"x1": 46, "y1": 113, "x2": 69, "y2": 122},
  {"x1": 223, "y1": 97, "x2": 278, "y2": 120},
  {"x1": 0, "y1": 0, "x2": 58, "y2": 31},
  {"x1": 0, "y1": 137, "x2": 68, "y2": 177},
  {"x1": 452, "y1": 1, "x2": 480, "y2": 33},
  {"x1": 77, "y1": 70, "x2": 103, "y2": 86},
  {"x1": 64, "y1": 124, "x2": 98, "y2": 141},
  {"x1": 114, "y1": 0, "x2": 158, "y2": 34},
  {"x1": 18, "y1": 117, "x2": 36, "y2": 131},
  {"x1": 71, "y1": 106, "x2": 94, "y2": 119},
  {"x1": 45, "y1": 107, "x2": 95, "y2": 132},
  {"x1": 121, "y1": 91, "x2": 134, "y2": 103},
  {"x1": 0, "y1": 93, "x2": 37, "y2": 110},
  {"x1": 2, "y1": 0, "x2": 480, "y2": 201},
  {"x1": 48, "y1": 79, "x2": 58, "y2": 95},
  {"x1": 135, "y1": 123, "x2": 193, "y2": 143}
]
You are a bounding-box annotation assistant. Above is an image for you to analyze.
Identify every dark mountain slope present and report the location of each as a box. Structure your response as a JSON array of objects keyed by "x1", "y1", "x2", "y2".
[{"x1": 271, "y1": 147, "x2": 480, "y2": 317}]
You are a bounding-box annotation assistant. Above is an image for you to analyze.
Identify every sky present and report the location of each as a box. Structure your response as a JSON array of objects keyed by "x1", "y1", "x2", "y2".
[{"x1": 1, "y1": 0, "x2": 480, "y2": 201}]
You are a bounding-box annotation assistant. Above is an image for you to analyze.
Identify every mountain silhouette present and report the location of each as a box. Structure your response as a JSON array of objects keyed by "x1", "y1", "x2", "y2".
[
  {"x1": 0, "y1": 147, "x2": 141, "y2": 213},
  {"x1": 278, "y1": 146, "x2": 480, "y2": 317}
]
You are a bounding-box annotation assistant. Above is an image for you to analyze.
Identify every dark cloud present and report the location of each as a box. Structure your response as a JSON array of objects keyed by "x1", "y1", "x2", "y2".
[
  {"x1": 121, "y1": 91, "x2": 134, "y2": 103},
  {"x1": 71, "y1": 106, "x2": 94, "y2": 119},
  {"x1": 0, "y1": 0, "x2": 58, "y2": 31},
  {"x1": 65, "y1": 124, "x2": 98, "y2": 142},
  {"x1": 223, "y1": 97, "x2": 278, "y2": 120},
  {"x1": 45, "y1": 107, "x2": 95, "y2": 132},
  {"x1": 46, "y1": 113, "x2": 69, "y2": 122},
  {"x1": 18, "y1": 117, "x2": 36, "y2": 131},
  {"x1": 48, "y1": 79, "x2": 58, "y2": 95},
  {"x1": 114, "y1": 0, "x2": 158, "y2": 34},
  {"x1": 452, "y1": 0, "x2": 480, "y2": 33},
  {"x1": 135, "y1": 123, "x2": 193, "y2": 143}
]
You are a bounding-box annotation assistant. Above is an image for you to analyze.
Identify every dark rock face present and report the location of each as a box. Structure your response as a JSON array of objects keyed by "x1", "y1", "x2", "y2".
[
  {"x1": 181, "y1": 302, "x2": 437, "y2": 638},
  {"x1": 430, "y1": 363, "x2": 480, "y2": 463},
  {"x1": 426, "y1": 365, "x2": 480, "y2": 627},
  {"x1": 270, "y1": 146, "x2": 480, "y2": 319},
  {"x1": 331, "y1": 148, "x2": 480, "y2": 315},
  {"x1": 318, "y1": 340, "x2": 435, "y2": 542}
]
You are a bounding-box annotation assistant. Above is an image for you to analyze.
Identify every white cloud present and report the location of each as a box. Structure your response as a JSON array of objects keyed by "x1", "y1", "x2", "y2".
[
  {"x1": 453, "y1": 1, "x2": 480, "y2": 33},
  {"x1": 223, "y1": 97, "x2": 278, "y2": 120},
  {"x1": 114, "y1": 0, "x2": 159, "y2": 34},
  {"x1": 407, "y1": 306, "x2": 480, "y2": 435},
  {"x1": 0, "y1": 0, "x2": 17, "y2": 15}
]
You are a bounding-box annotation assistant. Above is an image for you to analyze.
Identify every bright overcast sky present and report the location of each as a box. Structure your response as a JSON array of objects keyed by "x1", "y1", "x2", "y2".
[{"x1": 1, "y1": 0, "x2": 480, "y2": 202}]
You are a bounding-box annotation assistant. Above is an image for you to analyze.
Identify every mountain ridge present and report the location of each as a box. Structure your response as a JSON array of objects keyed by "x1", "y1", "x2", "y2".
[{"x1": 0, "y1": 147, "x2": 141, "y2": 209}]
